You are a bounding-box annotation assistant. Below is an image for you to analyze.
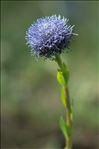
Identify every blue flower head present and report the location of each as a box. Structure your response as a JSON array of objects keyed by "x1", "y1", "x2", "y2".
[{"x1": 26, "y1": 15, "x2": 77, "y2": 59}]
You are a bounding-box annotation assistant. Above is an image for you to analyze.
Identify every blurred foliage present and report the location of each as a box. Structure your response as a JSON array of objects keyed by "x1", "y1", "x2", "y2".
[{"x1": 1, "y1": 1, "x2": 99, "y2": 149}]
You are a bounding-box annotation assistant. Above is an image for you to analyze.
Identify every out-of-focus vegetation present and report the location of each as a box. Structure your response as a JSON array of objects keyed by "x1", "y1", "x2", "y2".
[{"x1": 1, "y1": 1, "x2": 99, "y2": 149}]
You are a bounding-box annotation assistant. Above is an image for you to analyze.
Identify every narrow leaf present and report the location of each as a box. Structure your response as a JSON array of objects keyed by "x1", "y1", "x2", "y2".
[
  {"x1": 59, "y1": 117, "x2": 71, "y2": 138},
  {"x1": 61, "y1": 87, "x2": 67, "y2": 107},
  {"x1": 62, "y1": 63, "x2": 70, "y2": 84},
  {"x1": 70, "y1": 106, "x2": 73, "y2": 121},
  {"x1": 59, "y1": 117, "x2": 67, "y2": 138},
  {"x1": 57, "y1": 70, "x2": 65, "y2": 86}
]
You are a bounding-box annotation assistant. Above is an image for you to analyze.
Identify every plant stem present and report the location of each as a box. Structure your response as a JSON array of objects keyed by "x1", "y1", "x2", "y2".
[
  {"x1": 55, "y1": 55, "x2": 72, "y2": 149},
  {"x1": 65, "y1": 87, "x2": 72, "y2": 149}
]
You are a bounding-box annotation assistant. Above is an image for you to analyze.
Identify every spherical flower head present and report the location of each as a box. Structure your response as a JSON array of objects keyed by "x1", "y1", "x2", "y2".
[{"x1": 26, "y1": 15, "x2": 77, "y2": 59}]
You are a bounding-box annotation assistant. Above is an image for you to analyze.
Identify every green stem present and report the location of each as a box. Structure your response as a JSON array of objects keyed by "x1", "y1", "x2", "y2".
[
  {"x1": 55, "y1": 55, "x2": 72, "y2": 149},
  {"x1": 65, "y1": 87, "x2": 72, "y2": 149}
]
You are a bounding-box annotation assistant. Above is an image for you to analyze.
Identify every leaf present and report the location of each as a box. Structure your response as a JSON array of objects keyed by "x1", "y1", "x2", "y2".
[
  {"x1": 59, "y1": 117, "x2": 71, "y2": 138},
  {"x1": 57, "y1": 70, "x2": 65, "y2": 86},
  {"x1": 59, "y1": 117, "x2": 67, "y2": 138},
  {"x1": 70, "y1": 106, "x2": 73, "y2": 121},
  {"x1": 63, "y1": 70, "x2": 69, "y2": 84},
  {"x1": 61, "y1": 87, "x2": 67, "y2": 107},
  {"x1": 63, "y1": 62, "x2": 68, "y2": 71},
  {"x1": 62, "y1": 63, "x2": 70, "y2": 84}
]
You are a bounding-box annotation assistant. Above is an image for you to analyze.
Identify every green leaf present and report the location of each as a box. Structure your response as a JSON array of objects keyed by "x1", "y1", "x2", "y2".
[
  {"x1": 63, "y1": 62, "x2": 68, "y2": 71},
  {"x1": 62, "y1": 63, "x2": 70, "y2": 84},
  {"x1": 70, "y1": 106, "x2": 73, "y2": 121},
  {"x1": 59, "y1": 117, "x2": 67, "y2": 138},
  {"x1": 57, "y1": 70, "x2": 65, "y2": 86},
  {"x1": 63, "y1": 71, "x2": 69, "y2": 84},
  {"x1": 59, "y1": 117, "x2": 71, "y2": 138},
  {"x1": 61, "y1": 87, "x2": 67, "y2": 107}
]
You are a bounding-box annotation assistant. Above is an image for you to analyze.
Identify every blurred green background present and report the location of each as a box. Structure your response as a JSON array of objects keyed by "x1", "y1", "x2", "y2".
[{"x1": 1, "y1": 1, "x2": 99, "y2": 149}]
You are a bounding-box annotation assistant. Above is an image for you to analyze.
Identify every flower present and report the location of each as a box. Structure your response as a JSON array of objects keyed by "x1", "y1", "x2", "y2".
[{"x1": 26, "y1": 15, "x2": 77, "y2": 59}]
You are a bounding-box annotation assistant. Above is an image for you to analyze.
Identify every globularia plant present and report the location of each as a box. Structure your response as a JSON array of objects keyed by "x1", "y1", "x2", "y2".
[{"x1": 26, "y1": 15, "x2": 77, "y2": 149}]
